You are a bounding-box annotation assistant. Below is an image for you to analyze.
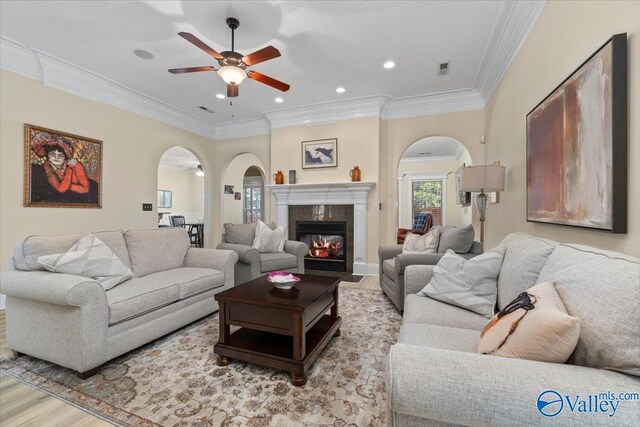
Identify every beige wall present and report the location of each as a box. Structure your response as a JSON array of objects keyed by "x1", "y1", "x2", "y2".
[
  {"x1": 0, "y1": 70, "x2": 215, "y2": 275},
  {"x1": 221, "y1": 153, "x2": 266, "y2": 225},
  {"x1": 397, "y1": 157, "x2": 472, "y2": 228},
  {"x1": 270, "y1": 118, "x2": 381, "y2": 263},
  {"x1": 484, "y1": 0, "x2": 640, "y2": 256},
  {"x1": 380, "y1": 110, "x2": 485, "y2": 244},
  {"x1": 157, "y1": 168, "x2": 204, "y2": 223}
]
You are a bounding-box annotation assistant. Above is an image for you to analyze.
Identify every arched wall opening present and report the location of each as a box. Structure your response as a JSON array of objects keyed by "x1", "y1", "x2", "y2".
[
  {"x1": 157, "y1": 146, "x2": 206, "y2": 238},
  {"x1": 396, "y1": 135, "x2": 474, "y2": 232},
  {"x1": 221, "y1": 153, "x2": 267, "y2": 225}
]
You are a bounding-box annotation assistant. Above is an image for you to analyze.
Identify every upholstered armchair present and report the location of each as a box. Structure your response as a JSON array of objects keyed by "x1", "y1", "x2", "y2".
[
  {"x1": 380, "y1": 225, "x2": 483, "y2": 310},
  {"x1": 217, "y1": 223, "x2": 308, "y2": 285},
  {"x1": 397, "y1": 212, "x2": 433, "y2": 244}
]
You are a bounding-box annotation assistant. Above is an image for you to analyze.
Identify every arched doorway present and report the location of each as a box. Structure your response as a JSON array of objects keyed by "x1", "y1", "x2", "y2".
[
  {"x1": 397, "y1": 136, "x2": 473, "y2": 231},
  {"x1": 157, "y1": 147, "x2": 205, "y2": 231},
  {"x1": 221, "y1": 153, "x2": 267, "y2": 225}
]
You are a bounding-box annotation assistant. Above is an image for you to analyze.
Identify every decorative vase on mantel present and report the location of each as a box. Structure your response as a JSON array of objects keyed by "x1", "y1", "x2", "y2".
[
  {"x1": 349, "y1": 166, "x2": 361, "y2": 182},
  {"x1": 273, "y1": 170, "x2": 284, "y2": 185}
]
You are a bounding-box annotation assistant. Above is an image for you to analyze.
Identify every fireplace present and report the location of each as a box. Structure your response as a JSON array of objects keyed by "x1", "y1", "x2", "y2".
[{"x1": 296, "y1": 221, "x2": 347, "y2": 272}]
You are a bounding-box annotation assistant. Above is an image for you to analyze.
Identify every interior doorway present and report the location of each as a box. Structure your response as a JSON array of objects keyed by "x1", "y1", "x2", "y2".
[
  {"x1": 397, "y1": 136, "x2": 473, "y2": 232},
  {"x1": 157, "y1": 147, "x2": 205, "y2": 231}
]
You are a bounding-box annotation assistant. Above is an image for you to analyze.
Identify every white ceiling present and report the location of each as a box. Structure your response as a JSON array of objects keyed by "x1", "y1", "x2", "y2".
[
  {"x1": 401, "y1": 136, "x2": 462, "y2": 159},
  {"x1": 158, "y1": 146, "x2": 200, "y2": 171},
  {"x1": 0, "y1": 0, "x2": 527, "y2": 128}
]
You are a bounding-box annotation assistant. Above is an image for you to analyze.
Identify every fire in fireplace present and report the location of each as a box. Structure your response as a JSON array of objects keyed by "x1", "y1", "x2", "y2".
[
  {"x1": 307, "y1": 235, "x2": 343, "y2": 259},
  {"x1": 296, "y1": 221, "x2": 347, "y2": 272}
]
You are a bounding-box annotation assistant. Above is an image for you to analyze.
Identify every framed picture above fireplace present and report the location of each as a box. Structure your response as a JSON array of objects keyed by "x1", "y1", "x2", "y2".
[
  {"x1": 302, "y1": 138, "x2": 337, "y2": 169},
  {"x1": 526, "y1": 33, "x2": 627, "y2": 233}
]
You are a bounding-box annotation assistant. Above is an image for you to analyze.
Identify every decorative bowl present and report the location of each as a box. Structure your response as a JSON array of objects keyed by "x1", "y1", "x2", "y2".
[{"x1": 267, "y1": 271, "x2": 301, "y2": 290}]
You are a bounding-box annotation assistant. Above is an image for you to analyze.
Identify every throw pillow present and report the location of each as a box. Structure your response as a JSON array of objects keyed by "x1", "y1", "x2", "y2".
[
  {"x1": 437, "y1": 224, "x2": 475, "y2": 253},
  {"x1": 477, "y1": 281, "x2": 580, "y2": 364},
  {"x1": 402, "y1": 228, "x2": 439, "y2": 254},
  {"x1": 224, "y1": 223, "x2": 257, "y2": 246},
  {"x1": 253, "y1": 220, "x2": 286, "y2": 253},
  {"x1": 418, "y1": 246, "x2": 505, "y2": 318},
  {"x1": 38, "y1": 234, "x2": 133, "y2": 290}
]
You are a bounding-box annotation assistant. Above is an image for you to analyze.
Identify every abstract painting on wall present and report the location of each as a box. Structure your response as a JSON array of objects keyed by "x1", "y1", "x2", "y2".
[
  {"x1": 24, "y1": 124, "x2": 102, "y2": 208},
  {"x1": 302, "y1": 138, "x2": 337, "y2": 169},
  {"x1": 526, "y1": 33, "x2": 627, "y2": 233}
]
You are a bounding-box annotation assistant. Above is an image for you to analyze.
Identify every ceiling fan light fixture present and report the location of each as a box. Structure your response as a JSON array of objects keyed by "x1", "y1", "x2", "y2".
[{"x1": 218, "y1": 66, "x2": 246, "y2": 85}]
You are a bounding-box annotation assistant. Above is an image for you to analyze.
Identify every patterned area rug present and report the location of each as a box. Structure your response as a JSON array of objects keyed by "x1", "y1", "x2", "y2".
[{"x1": 0, "y1": 287, "x2": 401, "y2": 426}]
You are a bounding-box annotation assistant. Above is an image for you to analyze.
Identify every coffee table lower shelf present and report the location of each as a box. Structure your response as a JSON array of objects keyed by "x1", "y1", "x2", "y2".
[{"x1": 214, "y1": 314, "x2": 342, "y2": 386}]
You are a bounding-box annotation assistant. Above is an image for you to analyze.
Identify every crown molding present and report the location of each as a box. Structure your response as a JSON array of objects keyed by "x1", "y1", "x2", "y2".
[
  {"x1": 381, "y1": 89, "x2": 485, "y2": 120},
  {"x1": 1, "y1": 37, "x2": 217, "y2": 140},
  {"x1": 475, "y1": 0, "x2": 546, "y2": 102},
  {"x1": 264, "y1": 95, "x2": 389, "y2": 129},
  {"x1": 213, "y1": 118, "x2": 270, "y2": 140},
  {"x1": 0, "y1": 38, "x2": 42, "y2": 80}
]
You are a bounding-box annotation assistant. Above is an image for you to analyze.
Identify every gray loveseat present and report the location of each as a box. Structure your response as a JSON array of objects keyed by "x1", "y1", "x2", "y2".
[
  {"x1": 386, "y1": 233, "x2": 640, "y2": 426},
  {"x1": 217, "y1": 222, "x2": 308, "y2": 285},
  {"x1": 0, "y1": 228, "x2": 238, "y2": 378},
  {"x1": 379, "y1": 225, "x2": 483, "y2": 310}
]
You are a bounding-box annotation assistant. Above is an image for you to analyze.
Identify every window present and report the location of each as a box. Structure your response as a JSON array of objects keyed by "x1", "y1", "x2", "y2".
[
  {"x1": 158, "y1": 190, "x2": 172, "y2": 208},
  {"x1": 412, "y1": 179, "x2": 444, "y2": 226},
  {"x1": 243, "y1": 178, "x2": 263, "y2": 224}
]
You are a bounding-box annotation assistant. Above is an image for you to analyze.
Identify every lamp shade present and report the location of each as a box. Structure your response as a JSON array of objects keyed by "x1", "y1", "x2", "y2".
[
  {"x1": 460, "y1": 165, "x2": 505, "y2": 192},
  {"x1": 218, "y1": 66, "x2": 246, "y2": 85}
]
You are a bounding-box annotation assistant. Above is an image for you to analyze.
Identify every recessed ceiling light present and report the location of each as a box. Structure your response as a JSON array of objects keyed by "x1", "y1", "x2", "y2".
[
  {"x1": 383, "y1": 61, "x2": 395, "y2": 69},
  {"x1": 275, "y1": 97, "x2": 284, "y2": 103},
  {"x1": 336, "y1": 87, "x2": 346, "y2": 94},
  {"x1": 133, "y1": 49, "x2": 154, "y2": 60},
  {"x1": 216, "y1": 93, "x2": 225, "y2": 99}
]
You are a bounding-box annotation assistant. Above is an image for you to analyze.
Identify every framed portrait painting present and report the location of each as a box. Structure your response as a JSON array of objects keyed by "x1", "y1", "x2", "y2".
[
  {"x1": 526, "y1": 33, "x2": 627, "y2": 233},
  {"x1": 24, "y1": 124, "x2": 102, "y2": 208},
  {"x1": 302, "y1": 138, "x2": 337, "y2": 169}
]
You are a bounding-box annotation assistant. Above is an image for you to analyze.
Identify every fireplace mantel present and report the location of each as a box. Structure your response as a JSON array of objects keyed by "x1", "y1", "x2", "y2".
[{"x1": 266, "y1": 182, "x2": 376, "y2": 275}]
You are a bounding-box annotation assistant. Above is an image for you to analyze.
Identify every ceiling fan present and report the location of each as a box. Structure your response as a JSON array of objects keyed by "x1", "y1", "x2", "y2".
[{"x1": 168, "y1": 18, "x2": 290, "y2": 98}]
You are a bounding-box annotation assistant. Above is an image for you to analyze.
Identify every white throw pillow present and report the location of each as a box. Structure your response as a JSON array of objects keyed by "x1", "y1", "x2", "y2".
[
  {"x1": 402, "y1": 228, "x2": 439, "y2": 254},
  {"x1": 418, "y1": 247, "x2": 506, "y2": 318},
  {"x1": 253, "y1": 220, "x2": 286, "y2": 253},
  {"x1": 38, "y1": 234, "x2": 133, "y2": 290},
  {"x1": 477, "y1": 281, "x2": 580, "y2": 363}
]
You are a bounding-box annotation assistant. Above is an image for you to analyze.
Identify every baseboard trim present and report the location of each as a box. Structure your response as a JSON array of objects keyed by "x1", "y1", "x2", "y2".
[{"x1": 354, "y1": 262, "x2": 379, "y2": 275}]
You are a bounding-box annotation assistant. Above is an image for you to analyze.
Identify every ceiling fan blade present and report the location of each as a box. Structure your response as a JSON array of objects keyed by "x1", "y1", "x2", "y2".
[
  {"x1": 227, "y1": 84, "x2": 239, "y2": 98},
  {"x1": 247, "y1": 71, "x2": 290, "y2": 92},
  {"x1": 242, "y1": 45, "x2": 281, "y2": 66},
  {"x1": 178, "y1": 32, "x2": 224, "y2": 60},
  {"x1": 168, "y1": 66, "x2": 217, "y2": 74}
]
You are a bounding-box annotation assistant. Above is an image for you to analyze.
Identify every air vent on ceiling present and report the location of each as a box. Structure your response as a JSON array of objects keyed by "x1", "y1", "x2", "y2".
[
  {"x1": 198, "y1": 106, "x2": 215, "y2": 113},
  {"x1": 419, "y1": 152, "x2": 433, "y2": 155},
  {"x1": 438, "y1": 62, "x2": 450, "y2": 75}
]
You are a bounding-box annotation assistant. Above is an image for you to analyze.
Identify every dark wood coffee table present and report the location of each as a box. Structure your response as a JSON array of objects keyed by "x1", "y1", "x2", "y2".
[{"x1": 213, "y1": 274, "x2": 341, "y2": 386}]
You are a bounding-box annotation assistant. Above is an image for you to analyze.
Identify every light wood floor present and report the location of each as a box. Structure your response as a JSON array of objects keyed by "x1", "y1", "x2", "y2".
[{"x1": 0, "y1": 277, "x2": 382, "y2": 426}]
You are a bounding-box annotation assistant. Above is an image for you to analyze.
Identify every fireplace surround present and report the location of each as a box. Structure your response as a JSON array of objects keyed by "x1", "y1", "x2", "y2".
[{"x1": 265, "y1": 182, "x2": 376, "y2": 275}]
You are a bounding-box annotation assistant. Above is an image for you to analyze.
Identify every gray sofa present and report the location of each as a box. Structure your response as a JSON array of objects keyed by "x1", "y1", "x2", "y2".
[
  {"x1": 217, "y1": 222, "x2": 307, "y2": 285},
  {"x1": 0, "y1": 228, "x2": 238, "y2": 378},
  {"x1": 386, "y1": 233, "x2": 640, "y2": 426},
  {"x1": 379, "y1": 225, "x2": 483, "y2": 310}
]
